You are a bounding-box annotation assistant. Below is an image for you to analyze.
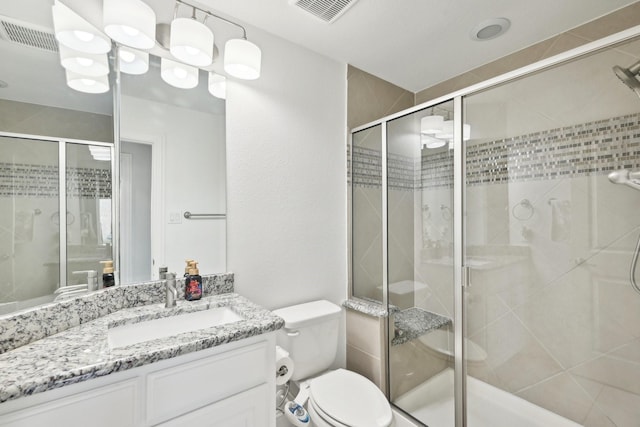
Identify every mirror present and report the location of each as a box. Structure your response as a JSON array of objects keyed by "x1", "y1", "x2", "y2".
[
  {"x1": 0, "y1": 0, "x2": 226, "y2": 314},
  {"x1": 119, "y1": 56, "x2": 226, "y2": 284}
]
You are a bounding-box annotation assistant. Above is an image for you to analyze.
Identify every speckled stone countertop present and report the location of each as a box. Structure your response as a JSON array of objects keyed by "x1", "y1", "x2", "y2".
[
  {"x1": 342, "y1": 297, "x2": 400, "y2": 318},
  {"x1": 392, "y1": 307, "x2": 451, "y2": 346},
  {"x1": 0, "y1": 274, "x2": 284, "y2": 404}
]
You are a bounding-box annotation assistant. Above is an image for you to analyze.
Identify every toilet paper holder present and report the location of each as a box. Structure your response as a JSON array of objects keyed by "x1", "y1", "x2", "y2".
[{"x1": 277, "y1": 365, "x2": 289, "y2": 378}]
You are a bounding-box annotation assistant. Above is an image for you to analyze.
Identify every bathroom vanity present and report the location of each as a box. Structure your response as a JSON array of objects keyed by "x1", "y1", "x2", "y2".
[{"x1": 0, "y1": 274, "x2": 284, "y2": 427}]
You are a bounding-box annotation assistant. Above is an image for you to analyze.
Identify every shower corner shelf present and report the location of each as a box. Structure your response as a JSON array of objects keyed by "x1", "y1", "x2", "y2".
[{"x1": 391, "y1": 307, "x2": 451, "y2": 346}]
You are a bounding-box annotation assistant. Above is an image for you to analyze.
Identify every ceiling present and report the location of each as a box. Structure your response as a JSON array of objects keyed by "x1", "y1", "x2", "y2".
[
  {"x1": 0, "y1": 0, "x2": 637, "y2": 115},
  {"x1": 197, "y1": 0, "x2": 638, "y2": 92}
]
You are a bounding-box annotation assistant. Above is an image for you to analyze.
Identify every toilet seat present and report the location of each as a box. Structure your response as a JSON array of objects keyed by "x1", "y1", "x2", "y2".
[{"x1": 309, "y1": 369, "x2": 392, "y2": 427}]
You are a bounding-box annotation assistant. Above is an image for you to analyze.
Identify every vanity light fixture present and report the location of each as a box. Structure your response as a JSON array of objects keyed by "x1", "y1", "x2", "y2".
[
  {"x1": 89, "y1": 146, "x2": 112, "y2": 161},
  {"x1": 51, "y1": 0, "x2": 111, "y2": 54},
  {"x1": 161, "y1": 58, "x2": 199, "y2": 89},
  {"x1": 59, "y1": 44, "x2": 109, "y2": 77},
  {"x1": 420, "y1": 115, "x2": 444, "y2": 134},
  {"x1": 421, "y1": 134, "x2": 446, "y2": 149},
  {"x1": 421, "y1": 112, "x2": 471, "y2": 149},
  {"x1": 54, "y1": 0, "x2": 262, "y2": 95},
  {"x1": 170, "y1": 7, "x2": 214, "y2": 67},
  {"x1": 208, "y1": 72, "x2": 226, "y2": 99},
  {"x1": 118, "y1": 46, "x2": 149, "y2": 75},
  {"x1": 103, "y1": 0, "x2": 156, "y2": 49},
  {"x1": 224, "y1": 38, "x2": 261, "y2": 80},
  {"x1": 435, "y1": 120, "x2": 454, "y2": 140},
  {"x1": 65, "y1": 71, "x2": 109, "y2": 94}
]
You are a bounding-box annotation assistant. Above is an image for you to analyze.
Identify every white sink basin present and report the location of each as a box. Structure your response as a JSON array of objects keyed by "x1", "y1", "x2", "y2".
[{"x1": 108, "y1": 307, "x2": 243, "y2": 349}]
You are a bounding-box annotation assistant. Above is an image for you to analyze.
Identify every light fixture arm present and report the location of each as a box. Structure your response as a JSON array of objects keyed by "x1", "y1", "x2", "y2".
[{"x1": 176, "y1": 0, "x2": 247, "y2": 39}]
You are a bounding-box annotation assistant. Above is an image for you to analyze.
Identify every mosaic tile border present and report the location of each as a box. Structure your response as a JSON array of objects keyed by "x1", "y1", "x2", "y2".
[
  {"x1": 0, "y1": 163, "x2": 112, "y2": 198},
  {"x1": 351, "y1": 113, "x2": 640, "y2": 190}
]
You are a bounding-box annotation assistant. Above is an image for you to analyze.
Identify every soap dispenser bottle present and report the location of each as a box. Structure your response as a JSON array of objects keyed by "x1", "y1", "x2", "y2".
[
  {"x1": 184, "y1": 259, "x2": 194, "y2": 278},
  {"x1": 185, "y1": 262, "x2": 202, "y2": 301},
  {"x1": 100, "y1": 260, "x2": 115, "y2": 288}
]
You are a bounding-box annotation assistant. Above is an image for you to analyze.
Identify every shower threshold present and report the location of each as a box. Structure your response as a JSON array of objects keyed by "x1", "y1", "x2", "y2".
[{"x1": 394, "y1": 368, "x2": 581, "y2": 427}]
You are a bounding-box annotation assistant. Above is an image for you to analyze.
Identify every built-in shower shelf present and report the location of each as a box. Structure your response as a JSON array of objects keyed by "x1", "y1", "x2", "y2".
[{"x1": 392, "y1": 307, "x2": 451, "y2": 346}]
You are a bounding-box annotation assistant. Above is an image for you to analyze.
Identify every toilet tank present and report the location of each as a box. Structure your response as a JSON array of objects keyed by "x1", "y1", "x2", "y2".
[{"x1": 272, "y1": 300, "x2": 342, "y2": 381}]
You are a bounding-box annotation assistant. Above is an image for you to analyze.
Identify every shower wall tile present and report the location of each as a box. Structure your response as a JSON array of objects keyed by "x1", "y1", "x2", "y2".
[
  {"x1": 0, "y1": 99, "x2": 113, "y2": 142},
  {"x1": 515, "y1": 373, "x2": 594, "y2": 424},
  {"x1": 584, "y1": 384, "x2": 640, "y2": 427},
  {"x1": 570, "y1": 352, "x2": 640, "y2": 397},
  {"x1": 347, "y1": 65, "x2": 414, "y2": 131},
  {"x1": 346, "y1": 309, "x2": 388, "y2": 392},
  {"x1": 470, "y1": 312, "x2": 563, "y2": 393},
  {"x1": 466, "y1": 113, "x2": 640, "y2": 186},
  {"x1": 514, "y1": 272, "x2": 635, "y2": 369}
]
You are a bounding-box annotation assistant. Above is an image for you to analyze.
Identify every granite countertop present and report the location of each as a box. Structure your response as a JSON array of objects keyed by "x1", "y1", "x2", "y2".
[
  {"x1": 0, "y1": 277, "x2": 284, "y2": 404},
  {"x1": 342, "y1": 297, "x2": 400, "y2": 318},
  {"x1": 392, "y1": 307, "x2": 451, "y2": 346}
]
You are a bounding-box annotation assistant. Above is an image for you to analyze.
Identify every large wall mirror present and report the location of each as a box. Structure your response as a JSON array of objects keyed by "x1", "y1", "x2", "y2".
[{"x1": 0, "y1": 0, "x2": 226, "y2": 314}]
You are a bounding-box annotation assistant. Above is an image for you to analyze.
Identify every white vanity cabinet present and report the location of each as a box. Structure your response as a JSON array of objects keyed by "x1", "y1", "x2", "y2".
[{"x1": 0, "y1": 333, "x2": 276, "y2": 427}]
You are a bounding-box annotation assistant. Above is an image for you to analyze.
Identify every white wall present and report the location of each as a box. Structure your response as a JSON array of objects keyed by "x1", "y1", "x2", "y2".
[
  {"x1": 225, "y1": 26, "x2": 348, "y2": 363},
  {"x1": 120, "y1": 96, "x2": 226, "y2": 277}
]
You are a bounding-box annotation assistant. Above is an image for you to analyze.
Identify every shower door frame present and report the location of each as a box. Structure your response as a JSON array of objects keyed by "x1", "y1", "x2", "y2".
[
  {"x1": 349, "y1": 24, "x2": 640, "y2": 427},
  {"x1": 0, "y1": 131, "x2": 117, "y2": 292}
]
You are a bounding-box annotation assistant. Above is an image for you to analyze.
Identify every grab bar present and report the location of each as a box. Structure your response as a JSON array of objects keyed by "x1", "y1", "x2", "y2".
[{"x1": 183, "y1": 211, "x2": 226, "y2": 220}]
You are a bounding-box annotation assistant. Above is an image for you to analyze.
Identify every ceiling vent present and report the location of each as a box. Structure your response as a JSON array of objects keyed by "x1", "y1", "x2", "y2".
[
  {"x1": 0, "y1": 15, "x2": 58, "y2": 52},
  {"x1": 289, "y1": 0, "x2": 359, "y2": 23}
]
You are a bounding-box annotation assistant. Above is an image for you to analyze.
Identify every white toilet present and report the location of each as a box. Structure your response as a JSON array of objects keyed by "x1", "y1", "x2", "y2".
[{"x1": 273, "y1": 300, "x2": 393, "y2": 427}]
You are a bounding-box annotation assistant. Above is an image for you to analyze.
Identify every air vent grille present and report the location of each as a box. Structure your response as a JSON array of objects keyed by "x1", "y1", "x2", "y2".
[
  {"x1": 0, "y1": 18, "x2": 58, "y2": 52},
  {"x1": 290, "y1": 0, "x2": 359, "y2": 23}
]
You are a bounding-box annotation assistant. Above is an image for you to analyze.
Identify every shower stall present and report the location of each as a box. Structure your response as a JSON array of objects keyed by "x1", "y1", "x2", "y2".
[
  {"x1": 0, "y1": 133, "x2": 114, "y2": 313},
  {"x1": 350, "y1": 30, "x2": 640, "y2": 426}
]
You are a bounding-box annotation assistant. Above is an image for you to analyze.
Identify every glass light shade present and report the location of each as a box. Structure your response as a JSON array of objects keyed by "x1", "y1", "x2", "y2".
[
  {"x1": 59, "y1": 45, "x2": 109, "y2": 77},
  {"x1": 421, "y1": 135, "x2": 446, "y2": 149},
  {"x1": 66, "y1": 71, "x2": 109, "y2": 94},
  {"x1": 463, "y1": 123, "x2": 471, "y2": 141},
  {"x1": 103, "y1": 0, "x2": 156, "y2": 49},
  {"x1": 208, "y1": 72, "x2": 226, "y2": 99},
  {"x1": 160, "y1": 58, "x2": 198, "y2": 89},
  {"x1": 118, "y1": 47, "x2": 149, "y2": 75},
  {"x1": 52, "y1": 1, "x2": 111, "y2": 54},
  {"x1": 89, "y1": 146, "x2": 111, "y2": 161},
  {"x1": 421, "y1": 115, "x2": 444, "y2": 134},
  {"x1": 224, "y1": 39, "x2": 261, "y2": 80},
  {"x1": 170, "y1": 18, "x2": 214, "y2": 67},
  {"x1": 435, "y1": 120, "x2": 454, "y2": 139}
]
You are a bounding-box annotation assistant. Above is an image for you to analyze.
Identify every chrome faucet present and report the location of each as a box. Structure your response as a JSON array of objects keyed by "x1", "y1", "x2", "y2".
[{"x1": 165, "y1": 272, "x2": 177, "y2": 308}]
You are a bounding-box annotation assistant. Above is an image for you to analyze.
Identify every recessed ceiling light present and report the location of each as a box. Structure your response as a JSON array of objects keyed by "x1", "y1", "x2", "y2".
[
  {"x1": 470, "y1": 18, "x2": 511, "y2": 41},
  {"x1": 0, "y1": 80, "x2": 8, "y2": 88}
]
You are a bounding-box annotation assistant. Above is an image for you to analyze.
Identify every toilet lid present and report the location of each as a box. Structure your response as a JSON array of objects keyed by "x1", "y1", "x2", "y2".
[{"x1": 310, "y1": 369, "x2": 392, "y2": 427}]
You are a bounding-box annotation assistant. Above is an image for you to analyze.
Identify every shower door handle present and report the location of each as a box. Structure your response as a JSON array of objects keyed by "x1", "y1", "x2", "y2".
[{"x1": 462, "y1": 265, "x2": 471, "y2": 288}]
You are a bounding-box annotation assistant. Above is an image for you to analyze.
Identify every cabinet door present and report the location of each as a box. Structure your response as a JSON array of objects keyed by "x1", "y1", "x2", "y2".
[
  {"x1": 157, "y1": 383, "x2": 269, "y2": 427},
  {"x1": 0, "y1": 379, "x2": 139, "y2": 427},
  {"x1": 146, "y1": 341, "x2": 268, "y2": 425}
]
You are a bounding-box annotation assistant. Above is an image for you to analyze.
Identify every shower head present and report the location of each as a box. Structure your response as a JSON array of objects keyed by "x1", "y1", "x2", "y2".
[
  {"x1": 613, "y1": 60, "x2": 640, "y2": 99},
  {"x1": 608, "y1": 169, "x2": 640, "y2": 191}
]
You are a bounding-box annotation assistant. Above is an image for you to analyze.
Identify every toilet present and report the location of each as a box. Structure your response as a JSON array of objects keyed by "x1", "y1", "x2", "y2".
[{"x1": 273, "y1": 300, "x2": 393, "y2": 427}]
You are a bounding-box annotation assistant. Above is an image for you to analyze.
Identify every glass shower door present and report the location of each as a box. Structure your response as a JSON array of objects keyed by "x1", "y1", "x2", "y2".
[
  {"x1": 462, "y1": 36, "x2": 640, "y2": 426},
  {"x1": 0, "y1": 135, "x2": 59, "y2": 313},
  {"x1": 386, "y1": 100, "x2": 457, "y2": 425},
  {"x1": 65, "y1": 142, "x2": 113, "y2": 287}
]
